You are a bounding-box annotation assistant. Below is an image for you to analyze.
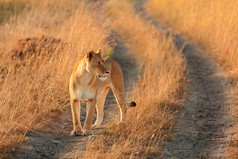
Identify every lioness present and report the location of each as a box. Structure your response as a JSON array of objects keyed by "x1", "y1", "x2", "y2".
[{"x1": 69, "y1": 49, "x2": 136, "y2": 136}]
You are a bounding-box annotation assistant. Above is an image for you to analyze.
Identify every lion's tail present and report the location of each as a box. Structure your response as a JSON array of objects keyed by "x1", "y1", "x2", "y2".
[{"x1": 126, "y1": 101, "x2": 136, "y2": 107}]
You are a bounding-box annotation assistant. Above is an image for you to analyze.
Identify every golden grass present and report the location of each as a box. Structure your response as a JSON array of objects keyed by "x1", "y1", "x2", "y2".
[
  {"x1": 147, "y1": 0, "x2": 238, "y2": 157},
  {"x1": 0, "y1": 0, "x2": 29, "y2": 24},
  {"x1": 0, "y1": 0, "x2": 112, "y2": 153},
  {"x1": 82, "y1": 0, "x2": 186, "y2": 158},
  {"x1": 147, "y1": 0, "x2": 238, "y2": 75},
  {"x1": 0, "y1": 0, "x2": 186, "y2": 158}
]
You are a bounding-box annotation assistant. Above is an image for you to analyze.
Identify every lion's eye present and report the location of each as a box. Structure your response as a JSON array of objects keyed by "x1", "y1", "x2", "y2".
[{"x1": 98, "y1": 61, "x2": 101, "y2": 65}]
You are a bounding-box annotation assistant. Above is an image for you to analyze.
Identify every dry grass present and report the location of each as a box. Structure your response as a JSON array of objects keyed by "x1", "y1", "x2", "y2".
[
  {"x1": 0, "y1": 0, "x2": 112, "y2": 153},
  {"x1": 0, "y1": 0, "x2": 30, "y2": 24},
  {"x1": 147, "y1": 0, "x2": 238, "y2": 157},
  {"x1": 82, "y1": 0, "x2": 186, "y2": 158},
  {"x1": 0, "y1": 0, "x2": 186, "y2": 158}
]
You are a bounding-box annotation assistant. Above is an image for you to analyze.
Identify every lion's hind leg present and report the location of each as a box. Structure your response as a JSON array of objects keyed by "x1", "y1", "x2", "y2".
[
  {"x1": 110, "y1": 61, "x2": 127, "y2": 124},
  {"x1": 111, "y1": 86, "x2": 127, "y2": 124}
]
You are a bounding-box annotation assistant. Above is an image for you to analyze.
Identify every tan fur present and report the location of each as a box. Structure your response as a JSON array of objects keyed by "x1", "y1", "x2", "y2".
[{"x1": 69, "y1": 49, "x2": 127, "y2": 135}]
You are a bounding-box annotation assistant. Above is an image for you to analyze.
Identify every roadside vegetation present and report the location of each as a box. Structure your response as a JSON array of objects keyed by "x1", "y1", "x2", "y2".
[
  {"x1": 82, "y1": 0, "x2": 186, "y2": 158},
  {"x1": 0, "y1": 0, "x2": 30, "y2": 24},
  {"x1": 147, "y1": 0, "x2": 238, "y2": 157},
  {"x1": 0, "y1": 0, "x2": 112, "y2": 154},
  {"x1": 0, "y1": 0, "x2": 186, "y2": 158}
]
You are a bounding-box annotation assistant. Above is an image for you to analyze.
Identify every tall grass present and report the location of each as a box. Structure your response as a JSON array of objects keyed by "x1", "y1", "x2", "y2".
[
  {"x1": 147, "y1": 0, "x2": 238, "y2": 157},
  {"x1": 147, "y1": 0, "x2": 238, "y2": 79},
  {"x1": 0, "y1": 0, "x2": 30, "y2": 24},
  {"x1": 0, "y1": 0, "x2": 112, "y2": 153},
  {"x1": 83, "y1": 0, "x2": 185, "y2": 158}
]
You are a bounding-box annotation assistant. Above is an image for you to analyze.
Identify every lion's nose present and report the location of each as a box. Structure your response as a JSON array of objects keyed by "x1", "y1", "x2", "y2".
[{"x1": 106, "y1": 72, "x2": 109, "y2": 74}]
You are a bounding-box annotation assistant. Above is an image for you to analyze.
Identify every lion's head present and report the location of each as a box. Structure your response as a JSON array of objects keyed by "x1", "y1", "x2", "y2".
[{"x1": 86, "y1": 49, "x2": 110, "y2": 81}]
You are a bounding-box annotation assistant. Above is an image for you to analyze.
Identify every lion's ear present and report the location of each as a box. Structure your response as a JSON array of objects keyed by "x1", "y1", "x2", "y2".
[
  {"x1": 87, "y1": 51, "x2": 94, "y2": 61},
  {"x1": 96, "y1": 48, "x2": 101, "y2": 55}
]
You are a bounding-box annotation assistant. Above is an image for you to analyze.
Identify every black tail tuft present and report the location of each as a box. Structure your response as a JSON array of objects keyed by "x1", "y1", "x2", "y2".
[{"x1": 127, "y1": 101, "x2": 136, "y2": 107}]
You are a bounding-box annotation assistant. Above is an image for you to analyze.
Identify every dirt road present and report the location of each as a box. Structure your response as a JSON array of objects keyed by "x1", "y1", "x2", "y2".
[
  {"x1": 135, "y1": 0, "x2": 234, "y2": 158},
  {"x1": 12, "y1": 0, "x2": 235, "y2": 158}
]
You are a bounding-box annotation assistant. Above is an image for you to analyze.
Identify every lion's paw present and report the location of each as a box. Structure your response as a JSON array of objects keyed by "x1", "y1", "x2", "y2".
[
  {"x1": 70, "y1": 130, "x2": 83, "y2": 136},
  {"x1": 118, "y1": 121, "x2": 126, "y2": 127},
  {"x1": 82, "y1": 131, "x2": 94, "y2": 136},
  {"x1": 91, "y1": 124, "x2": 100, "y2": 130}
]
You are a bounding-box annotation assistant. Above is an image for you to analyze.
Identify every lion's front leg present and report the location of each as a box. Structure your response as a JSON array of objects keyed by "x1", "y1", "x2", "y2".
[
  {"x1": 93, "y1": 87, "x2": 109, "y2": 129},
  {"x1": 70, "y1": 98, "x2": 83, "y2": 136},
  {"x1": 83, "y1": 98, "x2": 96, "y2": 135}
]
